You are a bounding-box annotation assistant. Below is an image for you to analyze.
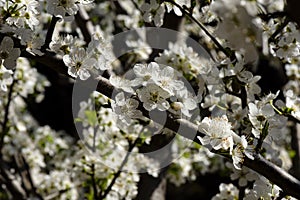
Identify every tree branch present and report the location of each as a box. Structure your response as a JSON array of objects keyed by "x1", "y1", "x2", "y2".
[
  {"x1": 41, "y1": 16, "x2": 60, "y2": 52},
  {"x1": 244, "y1": 154, "x2": 300, "y2": 199}
]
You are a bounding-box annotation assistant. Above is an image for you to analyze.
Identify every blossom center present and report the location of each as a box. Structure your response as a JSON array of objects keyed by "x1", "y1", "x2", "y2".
[
  {"x1": 59, "y1": 0, "x2": 69, "y2": 7},
  {"x1": 150, "y1": 91, "x2": 159, "y2": 102},
  {"x1": 0, "y1": 51, "x2": 9, "y2": 59},
  {"x1": 75, "y1": 62, "x2": 82, "y2": 70},
  {"x1": 256, "y1": 115, "x2": 265, "y2": 122}
]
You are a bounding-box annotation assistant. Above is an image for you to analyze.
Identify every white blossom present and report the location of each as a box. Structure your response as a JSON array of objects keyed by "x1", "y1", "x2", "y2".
[
  {"x1": 137, "y1": 83, "x2": 170, "y2": 111},
  {"x1": 212, "y1": 183, "x2": 239, "y2": 200},
  {"x1": 0, "y1": 37, "x2": 21, "y2": 69},
  {"x1": 140, "y1": 0, "x2": 165, "y2": 27},
  {"x1": 112, "y1": 92, "x2": 143, "y2": 125},
  {"x1": 155, "y1": 42, "x2": 213, "y2": 80},
  {"x1": 5, "y1": 0, "x2": 40, "y2": 29},
  {"x1": 248, "y1": 102, "x2": 275, "y2": 138},
  {"x1": 227, "y1": 163, "x2": 259, "y2": 186},
  {"x1": 197, "y1": 115, "x2": 234, "y2": 152},
  {"x1": 50, "y1": 34, "x2": 75, "y2": 55},
  {"x1": 47, "y1": 0, "x2": 80, "y2": 21},
  {"x1": 0, "y1": 64, "x2": 13, "y2": 92},
  {"x1": 109, "y1": 75, "x2": 134, "y2": 94},
  {"x1": 63, "y1": 47, "x2": 97, "y2": 80},
  {"x1": 151, "y1": 65, "x2": 184, "y2": 95},
  {"x1": 132, "y1": 62, "x2": 160, "y2": 86}
]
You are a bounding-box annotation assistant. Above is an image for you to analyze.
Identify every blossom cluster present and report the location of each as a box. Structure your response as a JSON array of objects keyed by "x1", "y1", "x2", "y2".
[
  {"x1": 110, "y1": 62, "x2": 198, "y2": 124},
  {"x1": 50, "y1": 33, "x2": 114, "y2": 80}
]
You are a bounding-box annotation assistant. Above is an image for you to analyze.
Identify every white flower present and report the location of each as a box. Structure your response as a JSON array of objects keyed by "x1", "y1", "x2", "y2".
[
  {"x1": 125, "y1": 38, "x2": 152, "y2": 60},
  {"x1": 227, "y1": 163, "x2": 259, "y2": 186},
  {"x1": 244, "y1": 177, "x2": 280, "y2": 199},
  {"x1": 25, "y1": 33, "x2": 44, "y2": 56},
  {"x1": 152, "y1": 65, "x2": 184, "y2": 95},
  {"x1": 248, "y1": 102, "x2": 275, "y2": 138},
  {"x1": 140, "y1": 0, "x2": 165, "y2": 27},
  {"x1": 155, "y1": 42, "x2": 213, "y2": 80},
  {"x1": 50, "y1": 34, "x2": 75, "y2": 55},
  {"x1": 170, "y1": 89, "x2": 198, "y2": 117},
  {"x1": 231, "y1": 135, "x2": 254, "y2": 169},
  {"x1": 109, "y1": 75, "x2": 134, "y2": 93},
  {"x1": 0, "y1": 64, "x2": 13, "y2": 92},
  {"x1": 276, "y1": 35, "x2": 300, "y2": 60},
  {"x1": 87, "y1": 36, "x2": 115, "y2": 71},
  {"x1": 212, "y1": 183, "x2": 239, "y2": 200},
  {"x1": 137, "y1": 83, "x2": 170, "y2": 111},
  {"x1": 132, "y1": 62, "x2": 160, "y2": 86},
  {"x1": 197, "y1": 115, "x2": 234, "y2": 152},
  {"x1": 5, "y1": 0, "x2": 40, "y2": 29},
  {"x1": 285, "y1": 89, "x2": 300, "y2": 120},
  {"x1": 211, "y1": 1, "x2": 261, "y2": 65},
  {"x1": 285, "y1": 64, "x2": 300, "y2": 79},
  {"x1": 0, "y1": 37, "x2": 21, "y2": 69},
  {"x1": 63, "y1": 47, "x2": 97, "y2": 80},
  {"x1": 112, "y1": 92, "x2": 143, "y2": 125},
  {"x1": 165, "y1": 0, "x2": 190, "y2": 16},
  {"x1": 47, "y1": 0, "x2": 80, "y2": 21},
  {"x1": 246, "y1": 75, "x2": 261, "y2": 101}
]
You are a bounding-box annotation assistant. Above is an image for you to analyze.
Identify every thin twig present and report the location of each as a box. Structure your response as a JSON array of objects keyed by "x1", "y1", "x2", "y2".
[
  {"x1": 0, "y1": 158, "x2": 26, "y2": 199},
  {"x1": 99, "y1": 132, "x2": 142, "y2": 199},
  {"x1": 91, "y1": 164, "x2": 98, "y2": 200},
  {"x1": 0, "y1": 72, "x2": 16, "y2": 149},
  {"x1": 41, "y1": 16, "x2": 60, "y2": 52},
  {"x1": 75, "y1": 6, "x2": 92, "y2": 44},
  {"x1": 91, "y1": 126, "x2": 98, "y2": 199},
  {"x1": 268, "y1": 17, "x2": 290, "y2": 43},
  {"x1": 164, "y1": 0, "x2": 235, "y2": 60}
]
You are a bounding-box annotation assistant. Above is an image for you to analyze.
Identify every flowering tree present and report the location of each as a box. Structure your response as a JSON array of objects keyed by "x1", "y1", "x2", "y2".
[{"x1": 1, "y1": 0, "x2": 300, "y2": 199}]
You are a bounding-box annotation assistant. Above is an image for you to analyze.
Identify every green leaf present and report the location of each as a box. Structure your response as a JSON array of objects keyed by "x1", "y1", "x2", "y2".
[
  {"x1": 74, "y1": 117, "x2": 82, "y2": 123},
  {"x1": 85, "y1": 110, "x2": 98, "y2": 126}
]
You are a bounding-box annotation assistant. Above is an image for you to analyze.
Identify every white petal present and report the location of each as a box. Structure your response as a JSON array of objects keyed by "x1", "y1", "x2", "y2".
[{"x1": 78, "y1": 68, "x2": 90, "y2": 80}]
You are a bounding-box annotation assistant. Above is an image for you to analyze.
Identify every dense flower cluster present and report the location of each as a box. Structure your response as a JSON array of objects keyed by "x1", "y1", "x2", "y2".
[{"x1": 110, "y1": 62, "x2": 198, "y2": 122}]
